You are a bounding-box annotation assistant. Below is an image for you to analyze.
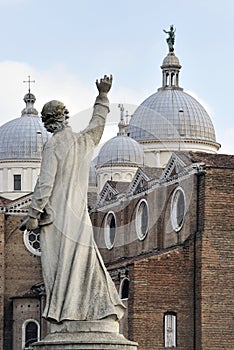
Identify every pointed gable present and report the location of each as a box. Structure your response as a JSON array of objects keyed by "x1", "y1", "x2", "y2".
[
  {"x1": 96, "y1": 181, "x2": 119, "y2": 207},
  {"x1": 160, "y1": 153, "x2": 187, "y2": 182},
  {"x1": 127, "y1": 168, "x2": 150, "y2": 196}
]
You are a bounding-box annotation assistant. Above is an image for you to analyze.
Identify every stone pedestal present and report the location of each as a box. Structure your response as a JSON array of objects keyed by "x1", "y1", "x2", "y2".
[{"x1": 32, "y1": 317, "x2": 138, "y2": 349}]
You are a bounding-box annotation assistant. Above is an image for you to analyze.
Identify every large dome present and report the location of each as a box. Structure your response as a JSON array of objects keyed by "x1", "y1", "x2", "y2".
[
  {"x1": 97, "y1": 135, "x2": 144, "y2": 167},
  {"x1": 127, "y1": 88, "x2": 217, "y2": 142},
  {"x1": 127, "y1": 51, "x2": 219, "y2": 149},
  {"x1": 0, "y1": 93, "x2": 49, "y2": 160}
]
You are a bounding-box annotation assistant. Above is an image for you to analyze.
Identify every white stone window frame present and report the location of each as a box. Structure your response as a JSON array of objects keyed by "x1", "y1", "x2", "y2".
[
  {"x1": 119, "y1": 277, "x2": 130, "y2": 300},
  {"x1": 164, "y1": 312, "x2": 177, "y2": 348},
  {"x1": 135, "y1": 199, "x2": 149, "y2": 241},
  {"x1": 22, "y1": 318, "x2": 40, "y2": 350},
  {"x1": 170, "y1": 186, "x2": 186, "y2": 232},
  {"x1": 23, "y1": 229, "x2": 41, "y2": 256},
  {"x1": 104, "y1": 211, "x2": 116, "y2": 250}
]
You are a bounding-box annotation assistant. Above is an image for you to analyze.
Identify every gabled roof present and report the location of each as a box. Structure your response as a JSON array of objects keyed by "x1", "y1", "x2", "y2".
[
  {"x1": 96, "y1": 181, "x2": 120, "y2": 207},
  {"x1": 189, "y1": 152, "x2": 234, "y2": 168},
  {"x1": 0, "y1": 193, "x2": 32, "y2": 215},
  {"x1": 127, "y1": 168, "x2": 151, "y2": 196},
  {"x1": 160, "y1": 152, "x2": 188, "y2": 181}
]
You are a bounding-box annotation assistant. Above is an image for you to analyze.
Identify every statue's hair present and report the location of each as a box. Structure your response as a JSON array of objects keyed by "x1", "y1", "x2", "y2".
[{"x1": 41, "y1": 100, "x2": 69, "y2": 123}]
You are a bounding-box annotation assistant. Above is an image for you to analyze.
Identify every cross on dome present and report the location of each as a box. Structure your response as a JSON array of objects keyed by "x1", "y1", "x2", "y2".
[{"x1": 23, "y1": 75, "x2": 35, "y2": 94}]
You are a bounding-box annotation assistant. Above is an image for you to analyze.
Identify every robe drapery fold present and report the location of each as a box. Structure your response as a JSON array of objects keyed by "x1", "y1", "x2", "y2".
[{"x1": 28, "y1": 97, "x2": 125, "y2": 322}]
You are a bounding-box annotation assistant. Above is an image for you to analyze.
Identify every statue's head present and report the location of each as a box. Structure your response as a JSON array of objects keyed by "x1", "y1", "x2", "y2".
[
  {"x1": 170, "y1": 25, "x2": 174, "y2": 31},
  {"x1": 41, "y1": 100, "x2": 69, "y2": 133}
]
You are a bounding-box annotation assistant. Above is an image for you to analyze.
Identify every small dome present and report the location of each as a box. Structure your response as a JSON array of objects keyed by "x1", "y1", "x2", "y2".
[
  {"x1": 0, "y1": 91, "x2": 50, "y2": 160},
  {"x1": 0, "y1": 115, "x2": 49, "y2": 160},
  {"x1": 97, "y1": 135, "x2": 144, "y2": 167},
  {"x1": 162, "y1": 52, "x2": 180, "y2": 67},
  {"x1": 127, "y1": 89, "x2": 217, "y2": 143}
]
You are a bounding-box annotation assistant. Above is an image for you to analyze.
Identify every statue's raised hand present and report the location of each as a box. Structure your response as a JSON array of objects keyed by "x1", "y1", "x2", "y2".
[{"x1": 96, "y1": 75, "x2": 113, "y2": 95}]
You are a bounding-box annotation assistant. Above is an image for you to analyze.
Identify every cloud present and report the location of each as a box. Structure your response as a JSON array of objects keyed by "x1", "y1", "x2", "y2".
[
  {"x1": 0, "y1": 60, "x2": 145, "y2": 133},
  {"x1": 0, "y1": 61, "x2": 90, "y2": 125}
]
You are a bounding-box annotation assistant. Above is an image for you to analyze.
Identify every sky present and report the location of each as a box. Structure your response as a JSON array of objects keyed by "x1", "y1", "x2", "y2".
[{"x1": 0, "y1": 0, "x2": 233, "y2": 153}]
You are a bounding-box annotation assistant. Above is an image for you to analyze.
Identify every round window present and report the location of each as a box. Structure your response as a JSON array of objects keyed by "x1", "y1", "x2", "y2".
[
  {"x1": 104, "y1": 211, "x2": 116, "y2": 249},
  {"x1": 135, "y1": 199, "x2": 149, "y2": 240},
  {"x1": 23, "y1": 228, "x2": 41, "y2": 256},
  {"x1": 171, "y1": 187, "x2": 186, "y2": 232}
]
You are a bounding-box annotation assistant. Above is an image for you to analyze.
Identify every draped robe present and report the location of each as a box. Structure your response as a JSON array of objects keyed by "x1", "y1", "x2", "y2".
[{"x1": 28, "y1": 96, "x2": 125, "y2": 322}]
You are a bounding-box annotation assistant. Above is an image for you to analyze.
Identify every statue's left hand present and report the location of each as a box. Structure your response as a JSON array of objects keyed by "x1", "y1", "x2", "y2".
[
  {"x1": 96, "y1": 75, "x2": 113, "y2": 95},
  {"x1": 26, "y1": 217, "x2": 39, "y2": 231}
]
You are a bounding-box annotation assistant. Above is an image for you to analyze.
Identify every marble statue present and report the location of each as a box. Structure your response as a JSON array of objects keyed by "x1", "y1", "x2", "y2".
[
  {"x1": 163, "y1": 25, "x2": 176, "y2": 52},
  {"x1": 25, "y1": 75, "x2": 125, "y2": 323}
]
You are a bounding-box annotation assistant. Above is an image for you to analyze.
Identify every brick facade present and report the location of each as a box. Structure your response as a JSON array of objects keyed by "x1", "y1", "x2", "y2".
[{"x1": 0, "y1": 152, "x2": 233, "y2": 349}]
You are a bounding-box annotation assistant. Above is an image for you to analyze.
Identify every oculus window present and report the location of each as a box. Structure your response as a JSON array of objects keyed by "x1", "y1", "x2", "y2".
[
  {"x1": 170, "y1": 187, "x2": 186, "y2": 232},
  {"x1": 23, "y1": 228, "x2": 41, "y2": 256},
  {"x1": 104, "y1": 211, "x2": 116, "y2": 249},
  {"x1": 135, "y1": 199, "x2": 149, "y2": 240}
]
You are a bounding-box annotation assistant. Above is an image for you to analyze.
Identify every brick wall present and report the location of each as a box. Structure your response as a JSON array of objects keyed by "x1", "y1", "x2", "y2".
[
  {"x1": 4, "y1": 214, "x2": 42, "y2": 350},
  {"x1": 0, "y1": 213, "x2": 5, "y2": 350},
  {"x1": 201, "y1": 168, "x2": 234, "y2": 349},
  {"x1": 130, "y1": 244, "x2": 195, "y2": 350}
]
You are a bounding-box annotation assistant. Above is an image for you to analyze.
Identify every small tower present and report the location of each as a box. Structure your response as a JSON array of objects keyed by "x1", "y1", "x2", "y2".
[{"x1": 95, "y1": 105, "x2": 144, "y2": 193}]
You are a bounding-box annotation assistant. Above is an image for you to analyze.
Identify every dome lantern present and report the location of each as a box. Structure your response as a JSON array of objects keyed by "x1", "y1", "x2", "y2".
[
  {"x1": 161, "y1": 25, "x2": 182, "y2": 89},
  {"x1": 21, "y1": 75, "x2": 38, "y2": 116},
  {"x1": 117, "y1": 104, "x2": 128, "y2": 136}
]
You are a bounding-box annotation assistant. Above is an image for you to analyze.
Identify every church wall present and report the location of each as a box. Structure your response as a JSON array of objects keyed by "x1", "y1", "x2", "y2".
[
  {"x1": 109, "y1": 240, "x2": 196, "y2": 350},
  {"x1": 200, "y1": 167, "x2": 234, "y2": 349},
  {"x1": 94, "y1": 171, "x2": 199, "y2": 349},
  {"x1": 3, "y1": 214, "x2": 42, "y2": 350},
  {"x1": 0, "y1": 214, "x2": 5, "y2": 350},
  {"x1": 94, "y1": 173, "x2": 198, "y2": 266},
  {"x1": 12, "y1": 297, "x2": 41, "y2": 350}
]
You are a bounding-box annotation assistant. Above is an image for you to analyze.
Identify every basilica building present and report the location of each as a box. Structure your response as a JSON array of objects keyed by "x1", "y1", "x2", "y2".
[{"x1": 0, "y1": 36, "x2": 233, "y2": 350}]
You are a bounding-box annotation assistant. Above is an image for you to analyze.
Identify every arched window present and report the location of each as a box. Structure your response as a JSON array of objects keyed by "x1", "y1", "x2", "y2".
[
  {"x1": 119, "y1": 277, "x2": 129, "y2": 300},
  {"x1": 22, "y1": 319, "x2": 40, "y2": 349},
  {"x1": 104, "y1": 211, "x2": 116, "y2": 249},
  {"x1": 113, "y1": 173, "x2": 121, "y2": 181},
  {"x1": 164, "y1": 312, "x2": 177, "y2": 348}
]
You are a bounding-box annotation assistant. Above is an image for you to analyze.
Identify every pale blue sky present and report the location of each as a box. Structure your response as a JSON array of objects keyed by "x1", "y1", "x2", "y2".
[{"x1": 0, "y1": 0, "x2": 233, "y2": 153}]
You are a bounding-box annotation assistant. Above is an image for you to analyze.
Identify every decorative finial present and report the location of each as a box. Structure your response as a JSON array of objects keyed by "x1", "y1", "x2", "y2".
[
  {"x1": 117, "y1": 104, "x2": 127, "y2": 136},
  {"x1": 21, "y1": 75, "x2": 38, "y2": 116},
  {"x1": 163, "y1": 25, "x2": 176, "y2": 52},
  {"x1": 23, "y1": 75, "x2": 35, "y2": 94}
]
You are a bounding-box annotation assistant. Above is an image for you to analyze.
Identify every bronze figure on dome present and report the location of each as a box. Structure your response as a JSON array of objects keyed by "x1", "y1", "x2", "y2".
[{"x1": 163, "y1": 25, "x2": 176, "y2": 52}]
